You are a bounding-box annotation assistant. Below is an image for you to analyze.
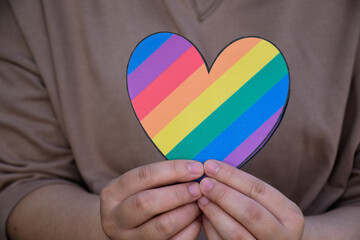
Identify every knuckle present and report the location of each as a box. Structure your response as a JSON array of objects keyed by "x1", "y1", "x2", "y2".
[
  {"x1": 138, "y1": 165, "x2": 152, "y2": 183},
  {"x1": 293, "y1": 209, "x2": 304, "y2": 223},
  {"x1": 101, "y1": 217, "x2": 116, "y2": 235},
  {"x1": 243, "y1": 202, "x2": 262, "y2": 223},
  {"x1": 288, "y1": 205, "x2": 305, "y2": 228},
  {"x1": 173, "y1": 185, "x2": 185, "y2": 202},
  {"x1": 155, "y1": 214, "x2": 177, "y2": 236},
  {"x1": 249, "y1": 179, "x2": 266, "y2": 199},
  {"x1": 101, "y1": 214, "x2": 126, "y2": 239},
  {"x1": 133, "y1": 192, "x2": 152, "y2": 214}
]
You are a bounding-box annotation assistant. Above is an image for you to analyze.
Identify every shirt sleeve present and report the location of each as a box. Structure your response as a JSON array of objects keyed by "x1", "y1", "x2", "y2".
[
  {"x1": 0, "y1": 1, "x2": 83, "y2": 239},
  {"x1": 333, "y1": 35, "x2": 360, "y2": 209}
]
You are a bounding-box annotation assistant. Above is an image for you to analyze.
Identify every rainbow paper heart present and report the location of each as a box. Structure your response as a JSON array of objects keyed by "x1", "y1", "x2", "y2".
[{"x1": 127, "y1": 32, "x2": 289, "y2": 168}]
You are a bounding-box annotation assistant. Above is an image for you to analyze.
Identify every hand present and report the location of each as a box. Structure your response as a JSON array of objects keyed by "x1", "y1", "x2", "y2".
[
  {"x1": 100, "y1": 160, "x2": 204, "y2": 240},
  {"x1": 198, "y1": 160, "x2": 304, "y2": 240}
]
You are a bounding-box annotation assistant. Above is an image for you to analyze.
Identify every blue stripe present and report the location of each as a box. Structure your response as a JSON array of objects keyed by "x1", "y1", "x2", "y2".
[
  {"x1": 194, "y1": 74, "x2": 289, "y2": 162},
  {"x1": 128, "y1": 33, "x2": 173, "y2": 75}
]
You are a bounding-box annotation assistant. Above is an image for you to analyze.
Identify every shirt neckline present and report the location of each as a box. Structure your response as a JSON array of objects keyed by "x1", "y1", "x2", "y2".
[{"x1": 191, "y1": 0, "x2": 223, "y2": 22}]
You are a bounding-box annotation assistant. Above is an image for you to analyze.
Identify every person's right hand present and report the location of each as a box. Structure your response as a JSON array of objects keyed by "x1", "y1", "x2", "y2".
[{"x1": 100, "y1": 160, "x2": 204, "y2": 240}]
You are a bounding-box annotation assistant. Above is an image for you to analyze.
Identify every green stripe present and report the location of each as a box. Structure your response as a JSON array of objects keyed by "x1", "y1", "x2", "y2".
[{"x1": 166, "y1": 53, "x2": 287, "y2": 159}]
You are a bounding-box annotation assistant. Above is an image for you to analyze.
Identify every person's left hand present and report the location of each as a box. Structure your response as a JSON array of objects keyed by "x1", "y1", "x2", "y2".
[{"x1": 198, "y1": 160, "x2": 305, "y2": 240}]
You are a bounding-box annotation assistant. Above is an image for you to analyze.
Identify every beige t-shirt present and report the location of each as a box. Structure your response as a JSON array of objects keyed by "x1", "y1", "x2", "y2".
[{"x1": 1, "y1": 0, "x2": 359, "y2": 239}]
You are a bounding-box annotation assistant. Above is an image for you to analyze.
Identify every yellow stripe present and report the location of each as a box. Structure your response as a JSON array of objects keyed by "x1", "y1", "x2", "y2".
[{"x1": 153, "y1": 40, "x2": 279, "y2": 155}]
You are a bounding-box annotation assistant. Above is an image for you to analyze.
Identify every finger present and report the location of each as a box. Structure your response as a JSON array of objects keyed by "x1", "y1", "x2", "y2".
[
  {"x1": 204, "y1": 160, "x2": 302, "y2": 223},
  {"x1": 117, "y1": 182, "x2": 202, "y2": 228},
  {"x1": 169, "y1": 217, "x2": 202, "y2": 240},
  {"x1": 106, "y1": 160, "x2": 204, "y2": 202},
  {"x1": 200, "y1": 177, "x2": 286, "y2": 240},
  {"x1": 131, "y1": 203, "x2": 201, "y2": 240},
  {"x1": 198, "y1": 197, "x2": 255, "y2": 240},
  {"x1": 202, "y1": 215, "x2": 222, "y2": 240}
]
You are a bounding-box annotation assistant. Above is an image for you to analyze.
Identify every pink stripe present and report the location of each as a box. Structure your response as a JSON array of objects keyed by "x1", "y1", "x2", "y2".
[
  {"x1": 223, "y1": 107, "x2": 283, "y2": 167},
  {"x1": 132, "y1": 47, "x2": 204, "y2": 120},
  {"x1": 128, "y1": 35, "x2": 192, "y2": 99}
]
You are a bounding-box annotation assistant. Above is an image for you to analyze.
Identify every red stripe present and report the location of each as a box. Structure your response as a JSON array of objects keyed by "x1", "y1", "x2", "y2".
[{"x1": 132, "y1": 46, "x2": 204, "y2": 120}]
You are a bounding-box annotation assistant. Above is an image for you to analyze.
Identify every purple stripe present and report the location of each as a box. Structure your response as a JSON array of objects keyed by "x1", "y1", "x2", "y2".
[
  {"x1": 223, "y1": 107, "x2": 283, "y2": 167},
  {"x1": 128, "y1": 35, "x2": 192, "y2": 100}
]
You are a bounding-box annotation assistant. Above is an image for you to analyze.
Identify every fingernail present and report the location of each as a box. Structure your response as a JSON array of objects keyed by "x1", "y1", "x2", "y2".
[
  {"x1": 188, "y1": 183, "x2": 201, "y2": 197},
  {"x1": 198, "y1": 196, "x2": 209, "y2": 206},
  {"x1": 205, "y1": 160, "x2": 220, "y2": 175},
  {"x1": 188, "y1": 162, "x2": 203, "y2": 174},
  {"x1": 200, "y1": 178, "x2": 214, "y2": 193}
]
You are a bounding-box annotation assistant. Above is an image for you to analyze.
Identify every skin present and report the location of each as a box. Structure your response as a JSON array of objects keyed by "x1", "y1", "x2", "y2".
[
  {"x1": 198, "y1": 160, "x2": 304, "y2": 240},
  {"x1": 7, "y1": 160, "x2": 360, "y2": 240},
  {"x1": 8, "y1": 160, "x2": 204, "y2": 240},
  {"x1": 99, "y1": 160, "x2": 204, "y2": 239},
  {"x1": 198, "y1": 160, "x2": 360, "y2": 240}
]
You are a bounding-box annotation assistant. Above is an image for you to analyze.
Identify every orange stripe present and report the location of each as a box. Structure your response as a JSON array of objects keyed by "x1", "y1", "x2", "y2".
[{"x1": 141, "y1": 37, "x2": 262, "y2": 138}]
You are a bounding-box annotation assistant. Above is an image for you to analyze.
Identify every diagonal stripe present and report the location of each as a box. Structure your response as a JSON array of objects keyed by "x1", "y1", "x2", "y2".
[
  {"x1": 193, "y1": 74, "x2": 289, "y2": 161},
  {"x1": 133, "y1": 47, "x2": 205, "y2": 120},
  {"x1": 128, "y1": 33, "x2": 172, "y2": 75},
  {"x1": 128, "y1": 34, "x2": 192, "y2": 99},
  {"x1": 141, "y1": 38, "x2": 262, "y2": 138},
  {"x1": 223, "y1": 107, "x2": 283, "y2": 167},
  {"x1": 142, "y1": 65, "x2": 208, "y2": 137},
  {"x1": 152, "y1": 40, "x2": 279, "y2": 155},
  {"x1": 166, "y1": 56, "x2": 288, "y2": 159},
  {"x1": 243, "y1": 108, "x2": 285, "y2": 162}
]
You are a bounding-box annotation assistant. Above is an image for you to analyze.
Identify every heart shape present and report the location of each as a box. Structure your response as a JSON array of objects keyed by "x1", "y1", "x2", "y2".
[{"x1": 127, "y1": 32, "x2": 289, "y2": 168}]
